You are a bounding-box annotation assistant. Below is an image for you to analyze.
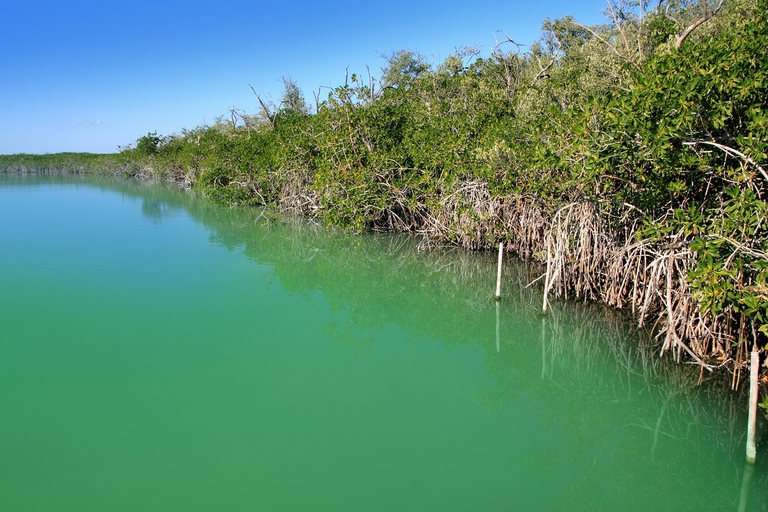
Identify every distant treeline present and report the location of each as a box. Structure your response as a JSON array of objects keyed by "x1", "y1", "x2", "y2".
[
  {"x1": 2, "y1": 0, "x2": 767, "y2": 387},
  {"x1": 0, "y1": 152, "x2": 134, "y2": 175}
]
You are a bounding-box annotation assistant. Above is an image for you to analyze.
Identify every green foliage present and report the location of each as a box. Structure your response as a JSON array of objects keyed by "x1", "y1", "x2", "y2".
[
  {"x1": 685, "y1": 189, "x2": 768, "y2": 322},
  {"x1": 589, "y1": 0, "x2": 768, "y2": 212},
  {"x1": 135, "y1": 132, "x2": 161, "y2": 157},
  {"x1": 279, "y1": 76, "x2": 311, "y2": 115},
  {"x1": 581, "y1": 0, "x2": 768, "y2": 345},
  {"x1": 379, "y1": 49, "x2": 430, "y2": 89}
]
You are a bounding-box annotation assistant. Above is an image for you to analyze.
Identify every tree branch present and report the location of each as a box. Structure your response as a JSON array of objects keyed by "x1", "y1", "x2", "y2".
[
  {"x1": 248, "y1": 84, "x2": 274, "y2": 126},
  {"x1": 575, "y1": 22, "x2": 642, "y2": 71},
  {"x1": 683, "y1": 140, "x2": 768, "y2": 183},
  {"x1": 675, "y1": 0, "x2": 726, "y2": 49},
  {"x1": 606, "y1": 0, "x2": 634, "y2": 63}
]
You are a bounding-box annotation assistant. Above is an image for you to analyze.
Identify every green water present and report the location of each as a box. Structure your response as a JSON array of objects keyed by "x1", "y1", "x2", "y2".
[{"x1": 0, "y1": 174, "x2": 765, "y2": 511}]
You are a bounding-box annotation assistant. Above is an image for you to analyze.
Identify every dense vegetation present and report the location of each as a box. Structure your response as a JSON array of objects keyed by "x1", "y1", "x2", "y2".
[{"x1": 2, "y1": 0, "x2": 766, "y2": 390}]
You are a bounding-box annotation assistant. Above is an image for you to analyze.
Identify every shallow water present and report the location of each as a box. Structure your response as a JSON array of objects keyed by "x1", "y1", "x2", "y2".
[{"x1": 1, "y1": 174, "x2": 766, "y2": 511}]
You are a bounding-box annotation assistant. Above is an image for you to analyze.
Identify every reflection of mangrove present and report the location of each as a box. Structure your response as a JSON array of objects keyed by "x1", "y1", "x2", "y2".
[
  {"x1": 141, "y1": 198, "x2": 173, "y2": 223},
  {"x1": 123, "y1": 192, "x2": 768, "y2": 508},
  {"x1": 9, "y1": 175, "x2": 766, "y2": 508},
  {"x1": 176, "y1": 193, "x2": 767, "y2": 509},
  {"x1": 494, "y1": 296, "x2": 766, "y2": 510}
]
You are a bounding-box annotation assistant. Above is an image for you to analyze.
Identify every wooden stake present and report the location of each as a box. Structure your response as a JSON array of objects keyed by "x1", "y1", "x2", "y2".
[
  {"x1": 494, "y1": 242, "x2": 503, "y2": 300},
  {"x1": 746, "y1": 346, "x2": 759, "y2": 464}
]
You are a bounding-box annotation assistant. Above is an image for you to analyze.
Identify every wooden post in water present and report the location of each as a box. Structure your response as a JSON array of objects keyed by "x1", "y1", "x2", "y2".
[
  {"x1": 494, "y1": 242, "x2": 503, "y2": 301},
  {"x1": 746, "y1": 346, "x2": 759, "y2": 464}
]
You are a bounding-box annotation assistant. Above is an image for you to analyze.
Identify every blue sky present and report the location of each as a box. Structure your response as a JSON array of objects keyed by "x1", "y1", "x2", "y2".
[{"x1": 0, "y1": 1, "x2": 609, "y2": 154}]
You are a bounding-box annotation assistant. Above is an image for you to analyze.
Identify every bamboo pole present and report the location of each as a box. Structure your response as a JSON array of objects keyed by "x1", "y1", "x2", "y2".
[
  {"x1": 746, "y1": 346, "x2": 759, "y2": 464},
  {"x1": 494, "y1": 242, "x2": 503, "y2": 300}
]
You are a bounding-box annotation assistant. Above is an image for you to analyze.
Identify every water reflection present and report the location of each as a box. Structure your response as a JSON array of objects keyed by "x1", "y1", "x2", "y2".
[
  {"x1": 182, "y1": 180, "x2": 767, "y2": 510},
  {"x1": 2, "y1": 173, "x2": 766, "y2": 511},
  {"x1": 141, "y1": 198, "x2": 172, "y2": 224}
]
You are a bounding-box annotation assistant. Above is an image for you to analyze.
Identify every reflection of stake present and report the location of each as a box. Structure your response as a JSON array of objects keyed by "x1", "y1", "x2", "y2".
[
  {"x1": 737, "y1": 463, "x2": 754, "y2": 512},
  {"x1": 495, "y1": 301, "x2": 500, "y2": 353},
  {"x1": 541, "y1": 315, "x2": 546, "y2": 380},
  {"x1": 746, "y1": 346, "x2": 759, "y2": 464},
  {"x1": 494, "y1": 242, "x2": 503, "y2": 300}
]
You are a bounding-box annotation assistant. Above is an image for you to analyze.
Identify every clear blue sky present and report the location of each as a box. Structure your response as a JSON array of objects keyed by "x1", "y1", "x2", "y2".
[{"x1": 0, "y1": 0, "x2": 609, "y2": 154}]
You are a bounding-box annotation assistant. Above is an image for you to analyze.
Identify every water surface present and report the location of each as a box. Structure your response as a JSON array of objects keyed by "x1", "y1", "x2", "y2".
[{"x1": 1, "y1": 174, "x2": 766, "y2": 511}]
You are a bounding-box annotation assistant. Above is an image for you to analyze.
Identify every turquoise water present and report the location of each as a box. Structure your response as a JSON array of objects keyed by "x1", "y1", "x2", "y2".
[{"x1": 0, "y1": 174, "x2": 766, "y2": 511}]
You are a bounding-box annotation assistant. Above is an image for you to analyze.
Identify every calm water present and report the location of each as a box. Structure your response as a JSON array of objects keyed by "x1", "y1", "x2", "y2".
[{"x1": 0, "y1": 174, "x2": 766, "y2": 511}]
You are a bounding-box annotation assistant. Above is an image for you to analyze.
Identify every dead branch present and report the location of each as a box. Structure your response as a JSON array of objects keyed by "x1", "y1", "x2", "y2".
[
  {"x1": 675, "y1": 0, "x2": 726, "y2": 49},
  {"x1": 606, "y1": 0, "x2": 635, "y2": 64},
  {"x1": 248, "y1": 84, "x2": 275, "y2": 126},
  {"x1": 575, "y1": 21, "x2": 643, "y2": 71}
]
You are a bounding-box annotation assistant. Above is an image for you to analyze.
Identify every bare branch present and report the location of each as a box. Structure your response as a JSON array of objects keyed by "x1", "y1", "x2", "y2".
[
  {"x1": 313, "y1": 86, "x2": 322, "y2": 112},
  {"x1": 675, "y1": 0, "x2": 726, "y2": 49},
  {"x1": 683, "y1": 140, "x2": 768, "y2": 183},
  {"x1": 492, "y1": 31, "x2": 523, "y2": 55},
  {"x1": 606, "y1": 0, "x2": 634, "y2": 62},
  {"x1": 531, "y1": 54, "x2": 555, "y2": 86},
  {"x1": 575, "y1": 22, "x2": 643, "y2": 71},
  {"x1": 533, "y1": 25, "x2": 561, "y2": 86},
  {"x1": 492, "y1": 31, "x2": 526, "y2": 94},
  {"x1": 248, "y1": 84, "x2": 274, "y2": 126}
]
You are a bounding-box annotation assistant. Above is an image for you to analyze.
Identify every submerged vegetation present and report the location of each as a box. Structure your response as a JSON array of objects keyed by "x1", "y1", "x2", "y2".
[{"x1": 2, "y1": 0, "x2": 767, "y2": 388}]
